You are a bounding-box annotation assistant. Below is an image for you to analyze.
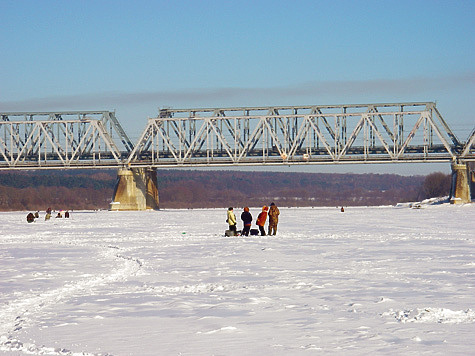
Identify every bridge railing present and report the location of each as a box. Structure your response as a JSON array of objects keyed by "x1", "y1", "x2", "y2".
[{"x1": 127, "y1": 102, "x2": 463, "y2": 167}]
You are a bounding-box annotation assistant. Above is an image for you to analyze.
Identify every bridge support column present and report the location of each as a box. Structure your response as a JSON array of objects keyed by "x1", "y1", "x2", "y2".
[
  {"x1": 449, "y1": 162, "x2": 471, "y2": 204},
  {"x1": 110, "y1": 168, "x2": 159, "y2": 211}
]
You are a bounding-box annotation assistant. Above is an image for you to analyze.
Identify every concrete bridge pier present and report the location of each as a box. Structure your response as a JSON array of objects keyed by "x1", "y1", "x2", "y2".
[
  {"x1": 110, "y1": 167, "x2": 159, "y2": 211},
  {"x1": 449, "y1": 162, "x2": 472, "y2": 204}
]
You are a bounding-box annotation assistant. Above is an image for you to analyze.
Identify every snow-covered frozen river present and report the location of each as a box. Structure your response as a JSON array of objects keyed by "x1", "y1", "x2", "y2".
[{"x1": 0, "y1": 204, "x2": 474, "y2": 355}]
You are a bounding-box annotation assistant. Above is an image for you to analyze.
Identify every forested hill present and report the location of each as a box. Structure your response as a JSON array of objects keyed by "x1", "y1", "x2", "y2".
[
  {"x1": 0, "y1": 169, "x2": 447, "y2": 211},
  {"x1": 157, "y1": 170, "x2": 427, "y2": 208},
  {"x1": 0, "y1": 170, "x2": 115, "y2": 211}
]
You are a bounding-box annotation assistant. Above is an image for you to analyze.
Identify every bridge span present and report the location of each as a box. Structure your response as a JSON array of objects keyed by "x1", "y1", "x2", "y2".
[{"x1": 1, "y1": 102, "x2": 474, "y2": 208}]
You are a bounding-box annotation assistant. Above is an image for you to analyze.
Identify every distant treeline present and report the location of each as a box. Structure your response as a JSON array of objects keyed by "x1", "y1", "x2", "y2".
[
  {"x1": 0, "y1": 170, "x2": 116, "y2": 211},
  {"x1": 0, "y1": 169, "x2": 452, "y2": 211},
  {"x1": 157, "y1": 170, "x2": 439, "y2": 208}
]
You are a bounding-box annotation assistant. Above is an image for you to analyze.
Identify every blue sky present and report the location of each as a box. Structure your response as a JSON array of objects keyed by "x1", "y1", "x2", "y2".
[{"x1": 1, "y1": 0, "x2": 474, "y2": 174}]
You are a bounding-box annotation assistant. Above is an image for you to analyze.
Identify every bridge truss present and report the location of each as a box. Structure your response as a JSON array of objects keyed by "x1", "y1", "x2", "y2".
[
  {"x1": 0, "y1": 111, "x2": 133, "y2": 169},
  {"x1": 0, "y1": 103, "x2": 473, "y2": 170},
  {"x1": 128, "y1": 102, "x2": 473, "y2": 167}
]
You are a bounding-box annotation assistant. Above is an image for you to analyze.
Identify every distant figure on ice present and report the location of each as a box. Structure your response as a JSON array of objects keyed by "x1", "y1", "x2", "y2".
[
  {"x1": 241, "y1": 207, "x2": 252, "y2": 236},
  {"x1": 26, "y1": 212, "x2": 35, "y2": 223},
  {"x1": 65, "y1": 211, "x2": 70, "y2": 218},
  {"x1": 268, "y1": 202, "x2": 280, "y2": 235},
  {"x1": 227, "y1": 207, "x2": 237, "y2": 236},
  {"x1": 46, "y1": 207, "x2": 52, "y2": 215},
  {"x1": 256, "y1": 206, "x2": 268, "y2": 236},
  {"x1": 340, "y1": 206, "x2": 345, "y2": 212},
  {"x1": 34, "y1": 211, "x2": 39, "y2": 218},
  {"x1": 56, "y1": 212, "x2": 62, "y2": 218}
]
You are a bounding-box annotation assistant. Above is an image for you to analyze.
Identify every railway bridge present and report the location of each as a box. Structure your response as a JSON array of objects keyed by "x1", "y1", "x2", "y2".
[{"x1": 1, "y1": 102, "x2": 474, "y2": 209}]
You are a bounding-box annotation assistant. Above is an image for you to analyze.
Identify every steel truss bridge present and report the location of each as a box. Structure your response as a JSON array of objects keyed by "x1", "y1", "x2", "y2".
[{"x1": 0, "y1": 102, "x2": 474, "y2": 170}]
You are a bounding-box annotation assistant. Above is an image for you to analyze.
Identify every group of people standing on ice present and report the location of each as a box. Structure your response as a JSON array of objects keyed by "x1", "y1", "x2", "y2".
[
  {"x1": 227, "y1": 203, "x2": 280, "y2": 236},
  {"x1": 26, "y1": 207, "x2": 70, "y2": 222}
]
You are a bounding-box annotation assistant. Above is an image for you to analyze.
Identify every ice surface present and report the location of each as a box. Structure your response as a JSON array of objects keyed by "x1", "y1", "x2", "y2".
[{"x1": 0, "y1": 204, "x2": 474, "y2": 355}]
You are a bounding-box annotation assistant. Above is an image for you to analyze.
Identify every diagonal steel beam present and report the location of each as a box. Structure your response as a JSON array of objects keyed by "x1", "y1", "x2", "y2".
[{"x1": 461, "y1": 127, "x2": 475, "y2": 158}]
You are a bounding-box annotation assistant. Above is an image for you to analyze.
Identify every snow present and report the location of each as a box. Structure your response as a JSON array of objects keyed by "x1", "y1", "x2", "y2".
[{"x1": 0, "y1": 204, "x2": 474, "y2": 355}]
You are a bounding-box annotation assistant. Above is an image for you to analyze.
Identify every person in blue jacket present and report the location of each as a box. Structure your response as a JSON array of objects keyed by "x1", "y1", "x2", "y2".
[{"x1": 241, "y1": 207, "x2": 252, "y2": 236}]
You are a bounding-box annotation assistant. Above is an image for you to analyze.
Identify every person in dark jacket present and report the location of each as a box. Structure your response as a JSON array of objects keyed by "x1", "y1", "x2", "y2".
[
  {"x1": 26, "y1": 212, "x2": 35, "y2": 223},
  {"x1": 241, "y1": 207, "x2": 252, "y2": 236}
]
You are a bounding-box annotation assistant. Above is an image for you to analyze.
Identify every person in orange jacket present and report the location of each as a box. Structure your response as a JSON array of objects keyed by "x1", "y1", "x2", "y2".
[{"x1": 256, "y1": 206, "x2": 268, "y2": 236}]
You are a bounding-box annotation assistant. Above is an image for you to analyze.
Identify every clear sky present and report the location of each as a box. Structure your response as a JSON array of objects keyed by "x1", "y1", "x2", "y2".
[{"x1": 1, "y1": 0, "x2": 474, "y2": 174}]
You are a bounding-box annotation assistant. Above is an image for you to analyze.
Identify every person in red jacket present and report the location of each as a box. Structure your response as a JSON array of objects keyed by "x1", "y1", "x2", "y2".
[{"x1": 256, "y1": 206, "x2": 268, "y2": 236}]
